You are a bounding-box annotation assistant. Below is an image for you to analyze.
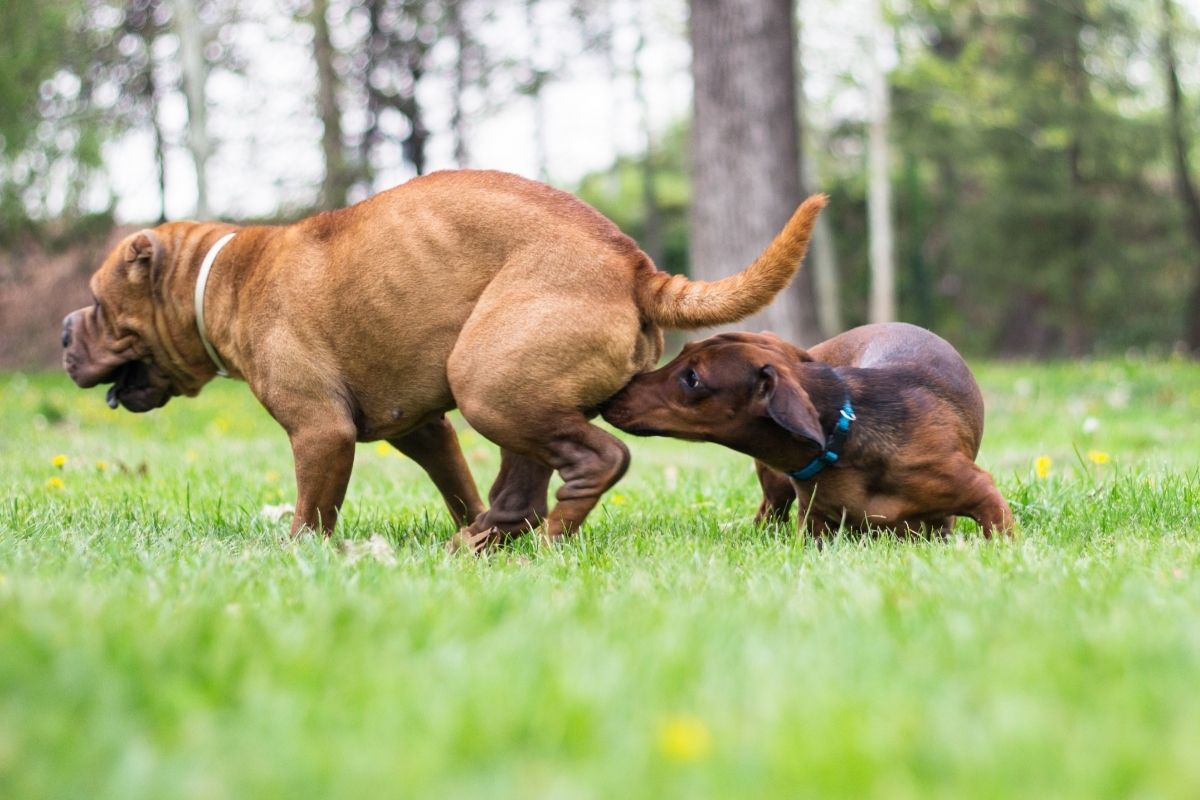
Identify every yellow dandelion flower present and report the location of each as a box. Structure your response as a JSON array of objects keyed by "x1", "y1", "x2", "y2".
[
  {"x1": 1087, "y1": 450, "x2": 1110, "y2": 465},
  {"x1": 212, "y1": 417, "x2": 231, "y2": 433},
  {"x1": 95, "y1": 460, "x2": 108, "y2": 472},
  {"x1": 609, "y1": 493, "x2": 628, "y2": 505},
  {"x1": 264, "y1": 470, "x2": 280, "y2": 483},
  {"x1": 374, "y1": 442, "x2": 392, "y2": 457},
  {"x1": 1034, "y1": 455, "x2": 1052, "y2": 478},
  {"x1": 657, "y1": 715, "x2": 712, "y2": 762},
  {"x1": 45, "y1": 476, "x2": 65, "y2": 491},
  {"x1": 51, "y1": 454, "x2": 68, "y2": 468}
]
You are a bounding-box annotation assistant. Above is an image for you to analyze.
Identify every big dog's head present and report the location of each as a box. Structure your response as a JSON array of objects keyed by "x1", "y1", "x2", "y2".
[{"x1": 62, "y1": 224, "x2": 228, "y2": 412}]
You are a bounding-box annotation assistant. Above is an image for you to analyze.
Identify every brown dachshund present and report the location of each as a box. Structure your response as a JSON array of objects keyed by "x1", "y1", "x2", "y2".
[{"x1": 602, "y1": 323, "x2": 1013, "y2": 539}]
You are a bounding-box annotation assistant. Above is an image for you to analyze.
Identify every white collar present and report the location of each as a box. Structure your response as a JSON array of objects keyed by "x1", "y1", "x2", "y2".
[{"x1": 194, "y1": 232, "x2": 236, "y2": 378}]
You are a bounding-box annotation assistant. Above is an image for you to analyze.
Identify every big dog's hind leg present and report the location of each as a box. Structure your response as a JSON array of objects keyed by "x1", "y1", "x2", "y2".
[
  {"x1": 388, "y1": 416, "x2": 485, "y2": 527},
  {"x1": 454, "y1": 406, "x2": 630, "y2": 547},
  {"x1": 447, "y1": 254, "x2": 644, "y2": 549},
  {"x1": 537, "y1": 416, "x2": 630, "y2": 541},
  {"x1": 447, "y1": 449, "x2": 552, "y2": 552}
]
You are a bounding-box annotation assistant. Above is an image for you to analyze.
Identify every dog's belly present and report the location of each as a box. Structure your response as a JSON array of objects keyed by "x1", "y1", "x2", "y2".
[
  {"x1": 814, "y1": 495, "x2": 953, "y2": 533},
  {"x1": 858, "y1": 495, "x2": 910, "y2": 527},
  {"x1": 321, "y1": 276, "x2": 486, "y2": 442},
  {"x1": 801, "y1": 487, "x2": 924, "y2": 531},
  {"x1": 345, "y1": 366, "x2": 457, "y2": 441}
]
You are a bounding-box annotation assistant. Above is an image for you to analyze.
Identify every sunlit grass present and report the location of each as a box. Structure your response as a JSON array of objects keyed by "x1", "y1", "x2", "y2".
[{"x1": 1, "y1": 359, "x2": 1199, "y2": 798}]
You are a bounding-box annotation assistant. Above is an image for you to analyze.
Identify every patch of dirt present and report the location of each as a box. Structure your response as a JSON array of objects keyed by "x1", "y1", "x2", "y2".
[{"x1": 0, "y1": 227, "x2": 132, "y2": 369}]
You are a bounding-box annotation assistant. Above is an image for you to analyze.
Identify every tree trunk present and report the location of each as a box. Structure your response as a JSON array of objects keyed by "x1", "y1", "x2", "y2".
[
  {"x1": 174, "y1": 0, "x2": 210, "y2": 218},
  {"x1": 1160, "y1": 0, "x2": 1200, "y2": 352},
  {"x1": 358, "y1": 0, "x2": 386, "y2": 190},
  {"x1": 797, "y1": 16, "x2": 840, "y2": 338},
  {"x1": 689, "y1": 0, "x2": 820, "y2": 344},
  {"x1": 526, "y1": 0, "x2": 549, "y2": 181},
  {"x1": 866, "y1": 0, "x2": 895, "y2": 324},
  {"x1": 632, "y1": 8, "x2": 663, "y2": 267},
  {"x1": 143, "y1": 24, "x2": 168, "y2": 224},
  {"x1": 311, "y1": 0, "x2": 350, "y2": 209},
  {"x1": 448, "y1": 0, "x2": 471, "y2": 168},
  {"x1": 150, "y1": 85, "x2": 168, "y2": 224},
  {"x1": 1064, "y1": 2, "x2": 1092, "y2": 356}
]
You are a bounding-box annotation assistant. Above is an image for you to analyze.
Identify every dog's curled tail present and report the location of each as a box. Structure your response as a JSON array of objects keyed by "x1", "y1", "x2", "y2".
[{"x1": 636, "y1": 194, "x2": 827, "y2": 329}]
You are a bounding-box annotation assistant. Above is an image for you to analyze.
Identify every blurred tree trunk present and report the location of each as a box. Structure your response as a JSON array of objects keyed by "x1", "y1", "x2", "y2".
[
  {"x1": 903, "y1": 154, "x2": 932, "y2": 328},
  {"x1": 174, "y1": 0, "x2": 210, "y2": 218},
  {"x1": 526, "y1": 0, "x2": 549, "y2": 180},
  {"x1": 866, "y1": 0, "x2": 895, "y2": 324},
  {"x1": 1160, "y1": 0, "x2": 1200, "y2": 353},
  {"x1": 138, "y1": 12, "x2": 169, "y2": 224},
  {"x1": 797, "y1": 15, "x2": 840, "y2": 338},
  {"x1": 1064, "y1": 1, "x2": 1093, "y2": 356},
  {"x1": 689, "y1": 0, "x2": 820, "y2": 344},
  {"x1": 359, "y1": 0, "x2": 431, "y2": 180},
  {"x1": 311, "y1": 0, "x2": 350, "y2": 209},
  {"x1": 150, "y1": 79, "x2": 168, "y2": 224},
  {"x1": 632, "y1": 7, "x2": 663, "y2": 267},
  {"x1": 448, "y1": 0, "x2": 471, "y2": 168}
]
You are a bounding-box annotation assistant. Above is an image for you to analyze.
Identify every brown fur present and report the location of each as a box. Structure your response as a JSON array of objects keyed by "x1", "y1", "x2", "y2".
[
  {"x1": 61, "y1": 170, "x2": 826, "y2": 547},
  {"x1": 601, "y1": 323, "x2": 1014, "y2": 539}
]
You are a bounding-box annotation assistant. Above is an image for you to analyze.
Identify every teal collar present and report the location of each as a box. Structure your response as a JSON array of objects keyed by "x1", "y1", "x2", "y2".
[{"x1": 787, "y1": 398, "x2": 855, "y2": 481}]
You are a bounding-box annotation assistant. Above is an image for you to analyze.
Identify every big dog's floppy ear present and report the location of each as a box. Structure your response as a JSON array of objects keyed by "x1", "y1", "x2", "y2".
[
  {"x1": 122, "y1": 230, "x2": 162, "y2": 285},
  {"x1": 757, "y1": 364, "x2": 824, "y2": 447}
]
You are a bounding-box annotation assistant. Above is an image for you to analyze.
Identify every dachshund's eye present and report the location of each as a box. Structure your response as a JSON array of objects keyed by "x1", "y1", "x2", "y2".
[{"x1": 682, "y1": 368, "x2": 701, "y2": 390}]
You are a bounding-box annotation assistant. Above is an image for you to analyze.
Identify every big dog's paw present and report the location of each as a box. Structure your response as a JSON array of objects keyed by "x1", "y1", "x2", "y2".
[{"x1": 445, "y1": 526, "x2": 508, "y2": 555}]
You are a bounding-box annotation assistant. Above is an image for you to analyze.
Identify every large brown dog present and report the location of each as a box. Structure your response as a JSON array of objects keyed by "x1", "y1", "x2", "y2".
[
  {"x1": 62, "y1": 170, "x2": 826, "y2": 547},
  {"x1": 601, "y1": 323, "x2": 1013, "y2": 538}
]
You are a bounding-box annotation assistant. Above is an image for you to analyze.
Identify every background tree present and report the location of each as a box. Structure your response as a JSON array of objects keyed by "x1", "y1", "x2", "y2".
[
  {"x1": 7, "y1": 0, "x2": 1200, "y2": 363},
  {"x1": 174, "y1": 0, "x2": 211, "y2": 217},
  {"x1": 688, "y1": 0, "x2": 821, "y2": 344},
  {"x1": 0, "y1": 0, "x2": 114, "y2": 245},
  {"x1": 310, "y1": 0, "x2": 353, "y2": 209},
  {"x1": 355, "y1": 0, "x2": 442, "y2": 180},
  {"x1": 1160, "y1": 0, "x2": 1200, "y2": 353},
  {"x1": 865, "y1": 0, "x2": 895, "y2": 324}
]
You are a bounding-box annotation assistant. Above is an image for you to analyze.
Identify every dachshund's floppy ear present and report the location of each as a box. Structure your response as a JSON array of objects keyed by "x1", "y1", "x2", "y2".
[
  {"x1": 122, "y1": 230, "x2": 163, "y2": 285},
  {"x1": 756, "y1": 364, "x2": 824, "y2": 447}
]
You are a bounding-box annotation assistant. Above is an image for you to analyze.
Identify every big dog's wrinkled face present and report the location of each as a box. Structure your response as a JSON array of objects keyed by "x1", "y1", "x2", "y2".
[
  {"x1": 62, "y1": 230, "x2": 178, "y2": 412},
  {"x1": 601, "y1": 332, "x2": 828, "y2": 460}
]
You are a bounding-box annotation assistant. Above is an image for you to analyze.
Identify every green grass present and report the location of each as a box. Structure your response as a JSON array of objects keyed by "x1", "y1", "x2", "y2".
[{"x1": 2, "y1": 359, "x2": 1199, "y2": 799}]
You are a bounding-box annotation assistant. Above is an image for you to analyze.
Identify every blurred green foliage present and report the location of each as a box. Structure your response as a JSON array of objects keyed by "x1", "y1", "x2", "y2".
[
  {"x1": 0, "y1": 0, "x2": 114, "y2": 245},
  {"x1": 576, "y1": 123, "x2": 691, "y2": 278},
  {"x1": 575, "y1": 1, "x2": 1200, "y2": 356}
]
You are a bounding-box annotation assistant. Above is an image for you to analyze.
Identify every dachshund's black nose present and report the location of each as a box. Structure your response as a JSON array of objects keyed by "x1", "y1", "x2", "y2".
[{"x1": 61, "y1": 315, "x2": 73, "y2": 348}]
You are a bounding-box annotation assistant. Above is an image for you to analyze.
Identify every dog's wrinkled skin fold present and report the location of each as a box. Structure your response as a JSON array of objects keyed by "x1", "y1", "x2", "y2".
[
  {"x1": 602, "y1": 322, "x2": 1014, "y2": 539},
  {"x1": 62, "y1": 170, "x2": 826, "y2": 547}
]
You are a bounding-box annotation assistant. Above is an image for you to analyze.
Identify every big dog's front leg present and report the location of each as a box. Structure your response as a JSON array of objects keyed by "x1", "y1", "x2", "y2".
[{"x1": 288, "y1": 417, "x2": 357, "y2": 536}]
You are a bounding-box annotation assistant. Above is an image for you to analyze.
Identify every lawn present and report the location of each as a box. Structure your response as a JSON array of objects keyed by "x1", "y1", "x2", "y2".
[{"x1": 1, "y1": 360, "x2": 1199, "y2": 799}]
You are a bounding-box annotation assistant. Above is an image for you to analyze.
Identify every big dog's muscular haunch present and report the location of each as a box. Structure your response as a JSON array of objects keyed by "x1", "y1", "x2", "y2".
[{"x1": 63, "y1": 170, "x2": 826, "y2": 548}]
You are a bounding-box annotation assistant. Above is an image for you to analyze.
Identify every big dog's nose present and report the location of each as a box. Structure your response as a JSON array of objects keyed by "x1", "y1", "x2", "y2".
[{"x1": 61, "y1": 315, "x2": 73, "y2": 348}]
